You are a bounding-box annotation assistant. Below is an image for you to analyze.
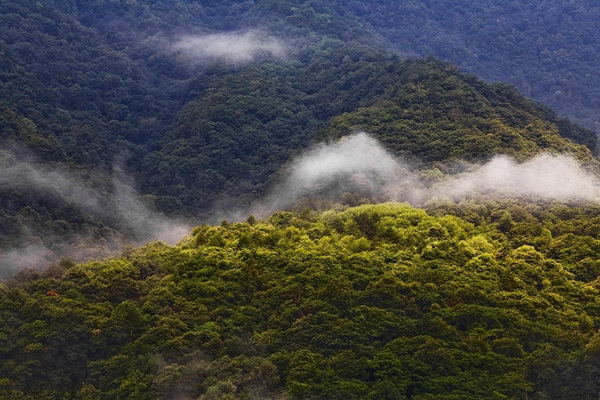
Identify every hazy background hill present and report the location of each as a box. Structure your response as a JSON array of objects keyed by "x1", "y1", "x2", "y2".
[
  {"x1": 335, "y1": 0, "x2": 600, "y2": 133},
  {"x1": 56, "y1": 0, "x2": 600, "y2": 132}
]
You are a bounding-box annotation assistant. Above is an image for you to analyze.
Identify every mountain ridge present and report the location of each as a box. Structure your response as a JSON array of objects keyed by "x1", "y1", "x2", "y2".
[{"x1": 0, "y1": 0, "x2": 599, "y2": 273}]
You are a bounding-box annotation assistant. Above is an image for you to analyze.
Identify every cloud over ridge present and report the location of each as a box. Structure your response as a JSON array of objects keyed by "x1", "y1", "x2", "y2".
[
  {"x1": 257, "y1": 132, "x2": 600, "y2": 214},
  {"x1": 172, "y1": 30, "x2": 286, "y2": 65}
]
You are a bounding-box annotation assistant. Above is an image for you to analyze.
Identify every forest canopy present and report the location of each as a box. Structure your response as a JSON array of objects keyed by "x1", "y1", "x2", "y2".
[
  {"x1": 1, "y1": 202, "x2": 600, "y2": 399},
  {"x1": 1, "y1": 0, "x2": 599, "y2": 268},
  {"x1": 2, "y1": 2, "x2": 600, "y2": 397}
]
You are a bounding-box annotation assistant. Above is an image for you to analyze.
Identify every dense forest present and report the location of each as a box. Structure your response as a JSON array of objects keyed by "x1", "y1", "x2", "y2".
[
  {"x1": 2, "y1": 0, "x2": 600, "y2": 397},
  {"x1": 336, "y1": 0, "x2": 600, "y2": 132},
  {"x1": 44, "y1": 0, "x2": 600, "y2": 132},
  {"x1": 1, "y1": 0, "x2": 599, "y2": 268},
  {"x1": 2, "y1": 203, "x2": 600, "y2": 399}
]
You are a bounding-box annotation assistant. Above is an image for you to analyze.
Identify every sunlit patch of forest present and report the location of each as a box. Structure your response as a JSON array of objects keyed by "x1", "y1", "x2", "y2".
[{"x1": 2, "y1": 203, "x2": 600, "y2": 399}]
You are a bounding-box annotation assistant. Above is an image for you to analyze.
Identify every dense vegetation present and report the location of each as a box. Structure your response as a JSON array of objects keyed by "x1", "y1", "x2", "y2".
[
  {"x1": 48, "y1": 0, "x2": 600, "y2": 132},
  {"x1": 336, "y1": 0, "x2": 600, "y2": 132},
  {"x1": 1, "y1": 203, "x2": 600, "y2": 399},
  {"x1": 0, "y1": 0, "x2": 177, "y2": 164},
  {"x1": 147, "y1": 48, "x2": 598, "y2": 215},
  {"x1": 2, "y1": 0, "x2": 599, "y2": 263},
  {"x1": 3, "y1": 1, "x2": 600, "y2": 398},
  {"x1": 0, "y1": 0, "x2": 179, "y2": 263}
]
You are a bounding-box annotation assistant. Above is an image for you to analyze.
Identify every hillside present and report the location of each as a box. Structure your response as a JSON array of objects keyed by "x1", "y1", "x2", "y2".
[
  {"x1": 2, "y1": 0, "x2": 600, "y2": 268},
  {"x1": 147, "y1": 50, "x2": 596, "y2": 217},
  {"x1": 336, "y1": 0, "x2": 600, "y2": 132},
  {"x1": 50, "y1": 0, "x2": 600, "y2": 132},
  {"x1": 1, "y1": 203, "x2": 600, "y2": 399},
  {"x1": 2, "y1": 2, "x2": 600, "y2": 398},
  {"x1": 3, "y1": 43, "x2": 597, "y2": 271},
  {"x1": 0, "y1": 0, "x2": 184, "y2": 272},
  {"x1": 0, "y1": 0, "x2": 177, "y2": 165}
]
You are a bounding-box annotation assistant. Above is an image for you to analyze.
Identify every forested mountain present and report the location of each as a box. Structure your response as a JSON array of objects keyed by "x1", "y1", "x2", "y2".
[
  {"x1": 2, "y1": 0, "x2": 600, "y2": 398},
  {"x1": 44, "y1": 0, "x2": 600, "y2": 132},
  {"x1": 1, "y1": 0, "x2": 599, "y2": 270},
  {"x1": 0, "y1": 0, "x2": 178, "y2": 164},
  {"x1": 336, "y1": 0, "x2": 600, "y2": 132},
  {"x1": 149, "y1": 51, "x2": 596, "y2": 216}
]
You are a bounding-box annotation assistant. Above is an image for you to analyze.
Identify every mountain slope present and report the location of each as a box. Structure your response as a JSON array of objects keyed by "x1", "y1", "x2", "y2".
[
  {"x1": 335, "y1": 0, "x2": 600, "y2": 132},
  {"x1": 1, "y1": 203, "x2": 599, "y2": 398},
  {"x1": 2, "y1": 2, "x2": 600, "y2": 398},
  {"x1": 144, "y1": 49, "x2": 596, "y2": 216},
  {"x1": 56, "y1": 0, "x2": 600, "y2": 132},
  {"x1": 323, "y1": 58, "x2": 595, "y2": 163},
  {"x1": 0, "y1": 0, "x2": 177, "y2": 165},
  {"x1": 1, "y1": 0, "x2": 598, "y2": 272}
]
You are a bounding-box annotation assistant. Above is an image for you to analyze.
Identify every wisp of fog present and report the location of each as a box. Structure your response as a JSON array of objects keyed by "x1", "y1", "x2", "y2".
[
  {"x1": 0, "y1": 244, "x2": 55, "y2": 280},
  {"x1": 433, "y1": 154, "x2": 600, "y2": 201},
  {"x1": 172, "y1": 30, "x2": 286, "y2": 65},
  {"x1": 112, "y1": 167, "x2": 191, "y2": 244},
  {"x1": 0, "y1": 150, "x2": 190, "y2": 277},
  {"x1": 256, "y1": 133, "x2": 425, "y2": 214},
  {"x1": 256, "y1": 132, "x2": 600, "y2": 215}
]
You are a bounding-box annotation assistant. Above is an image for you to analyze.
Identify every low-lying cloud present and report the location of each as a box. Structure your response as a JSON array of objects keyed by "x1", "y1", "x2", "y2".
[
  {"x1": 255, "y1": 132, "x2": 600, "y2": 215},
  {"x1": 4, "y1": 132, "x2": 599, "y2": 276},
  {"x1": 0, "y1": 151, "x2": 105, "y2": 215},
  {"x1": 112, "y1": 167, "x2": 192, "y2": 244},
  {"x1": 256, "y1": 133, "x2": 425, "y2": 214},
  {"x1": 0, "y1": 244, "x2": 55, "y2": 279},
  {"x1": 172, "y1": 31, "x2": 286, "y2": 65},
  {"x1": 0, "y1": 150, "x2": 191, "y2": 277},
  {"x1": 434, "y1": 154, "x2": 600, "y2": 201}
]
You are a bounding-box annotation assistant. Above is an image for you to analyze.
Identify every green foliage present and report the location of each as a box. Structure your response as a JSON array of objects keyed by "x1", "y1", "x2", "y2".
[
  {"x1": 148, "y1": 51, "x2": 596, "y2": 216},
  {"x1": 2, "y1": 2, "x2": 600, "y2": 398},
  {"x1": 1, "y1": 203, "x2": 600, "y2": 398},
  {"x1": 323, "y1": 60, "x2": 595, "y2": 164},
  {"x1": 329, "y1": 0, "x2": 600, "y2": 133},
  {"x1": 1, "y1": 0, "x2": 598, "y2": 260}
]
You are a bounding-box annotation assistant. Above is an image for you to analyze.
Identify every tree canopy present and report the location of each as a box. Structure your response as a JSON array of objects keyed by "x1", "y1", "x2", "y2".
[{"x1": 1, "y1": 203, "x2": 600, "y2": 398}]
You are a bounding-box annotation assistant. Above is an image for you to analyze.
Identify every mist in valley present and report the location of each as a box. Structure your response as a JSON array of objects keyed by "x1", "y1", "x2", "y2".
[
  {"x1": 251, "y1": 132, "x2": 600, "y2": 217},
  {"x1": 0, "y1": 149, "x2": 190, "y2": 277},
  {"x1": 2, "y1": 132, "x2": 599, "y2": 277}
]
